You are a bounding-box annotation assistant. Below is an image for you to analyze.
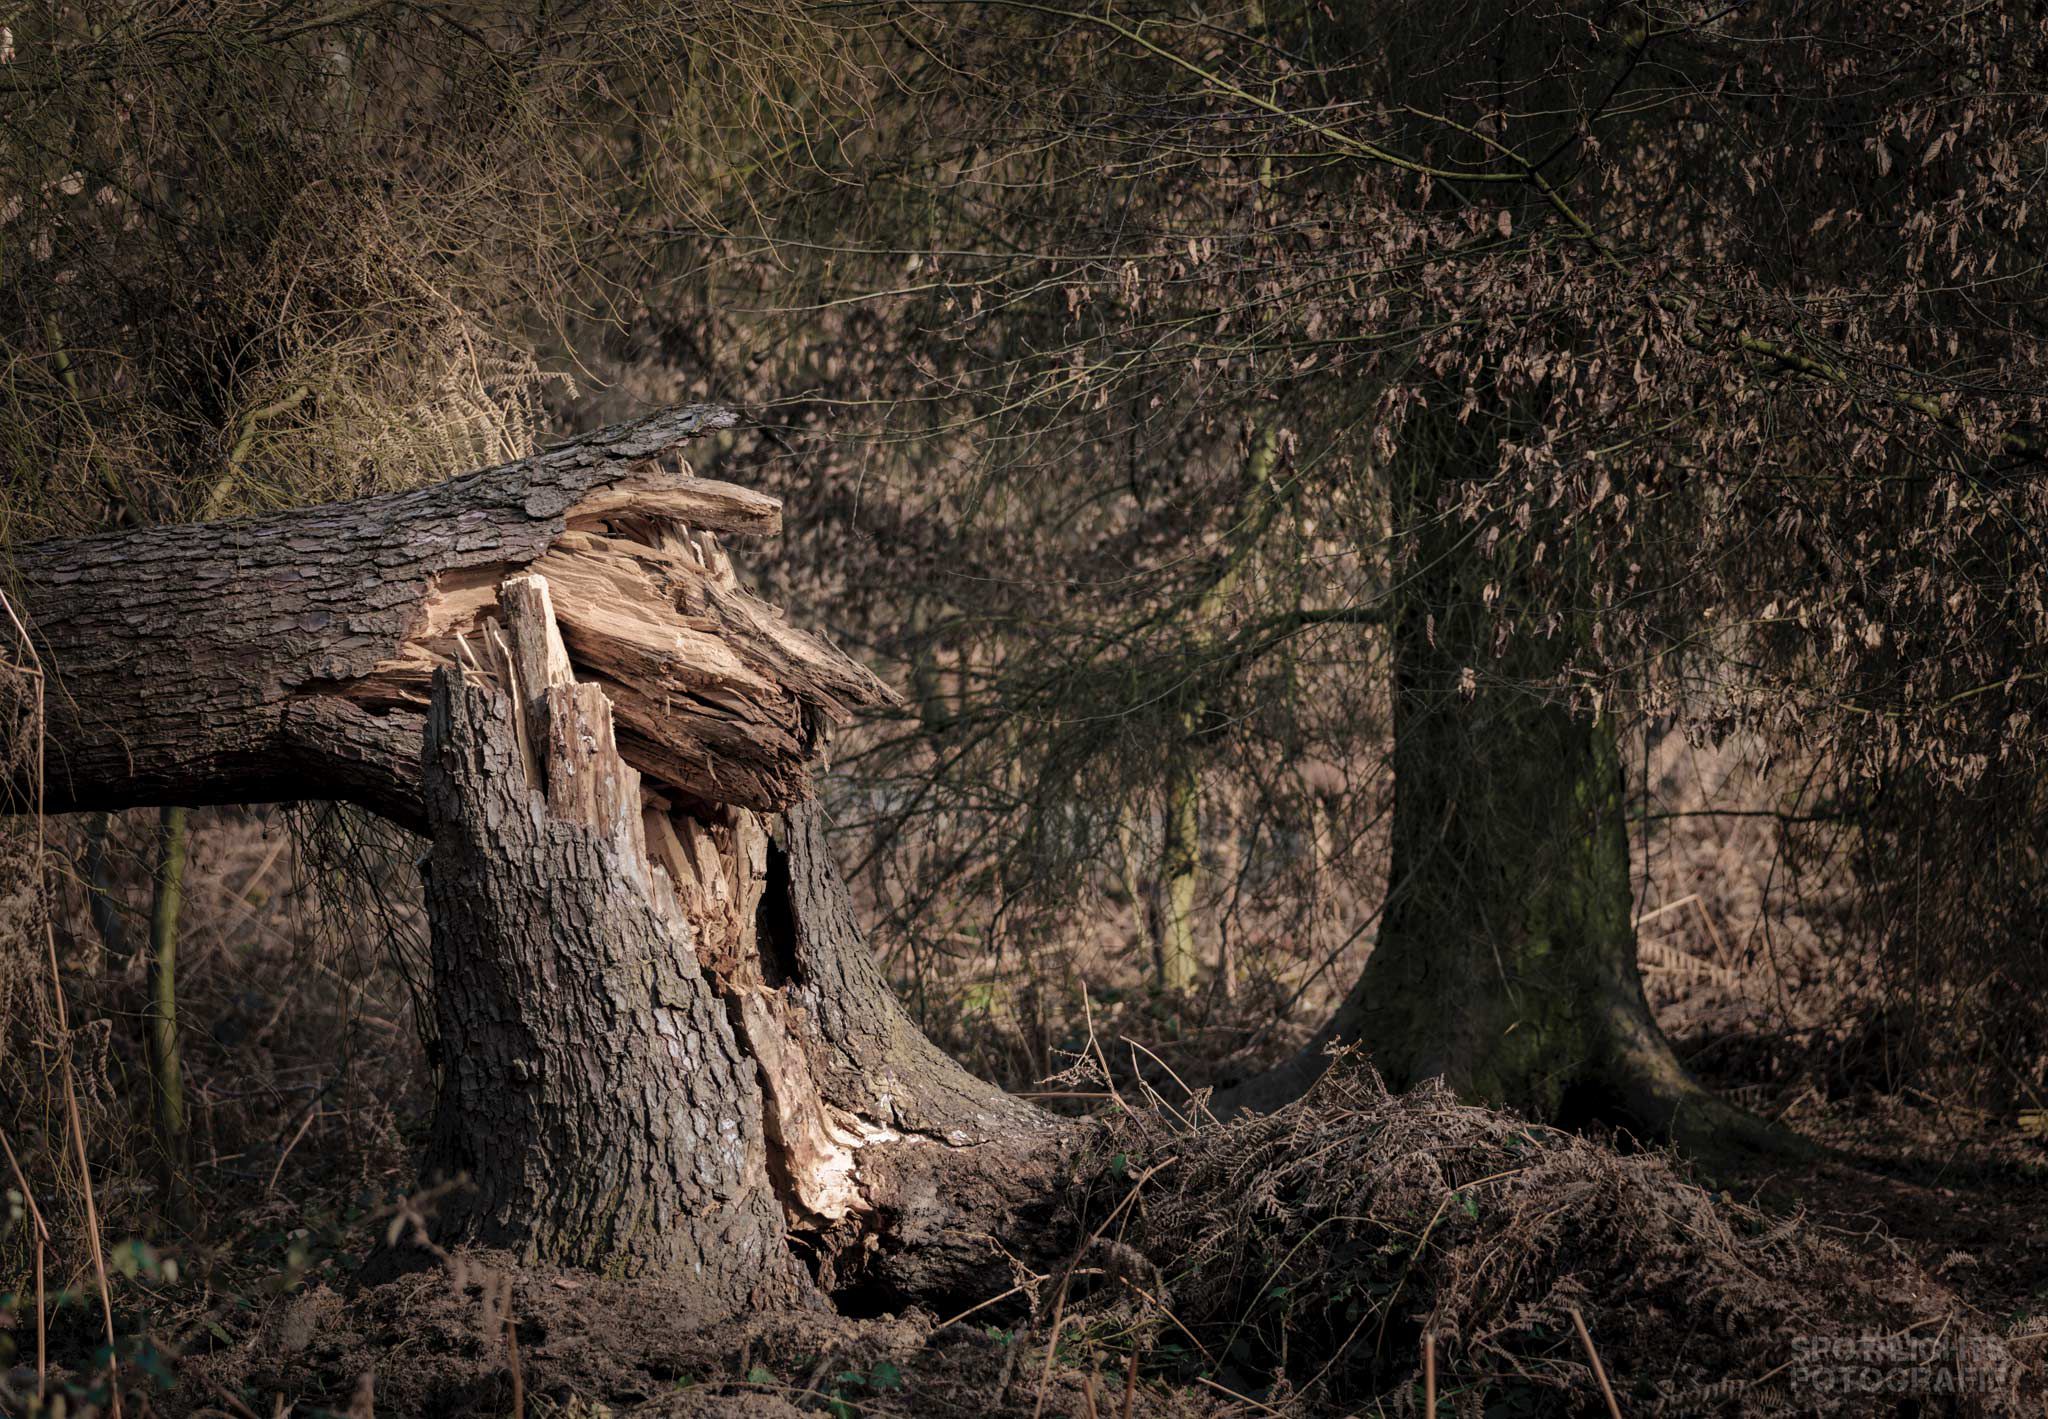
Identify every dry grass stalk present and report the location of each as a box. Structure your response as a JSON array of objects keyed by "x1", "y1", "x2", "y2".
[
  {"x1": 1569, "y1": 1305, "x2": 1624, "y2": 1419},
  {"x1": 1, "y1": 587, "x2": 124, "y2": 1415},
  {"x1": 0, "y1": 1124, "x2": 49, "y2": 1402}
]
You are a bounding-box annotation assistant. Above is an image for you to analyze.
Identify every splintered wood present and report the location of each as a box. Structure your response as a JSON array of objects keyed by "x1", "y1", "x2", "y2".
[
  {"x1": 341, "y1": 472, "x2": 888, "y2": 812},
  {"x1": 379, "y1": 454, "x2": 910, "y2": 1231},
  {"x1": 495, "y1": 560, "x2": 880, "y2": 1226}
]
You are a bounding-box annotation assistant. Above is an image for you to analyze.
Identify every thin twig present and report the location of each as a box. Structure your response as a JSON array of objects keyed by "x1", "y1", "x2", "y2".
[
  {"x1": 1030, "y1": 1292, "x2": 1069, "y2": 1419},
  {"x1": 1195, "y1": 1375, "x2": 1285, "y2": 1415},
  {"x1": 1121, "y1": 1035, "x2": 1214, "y2": 1126},
  {"x1": 932, "y1": 1282, "x2": 1029, "y2": 1333}
]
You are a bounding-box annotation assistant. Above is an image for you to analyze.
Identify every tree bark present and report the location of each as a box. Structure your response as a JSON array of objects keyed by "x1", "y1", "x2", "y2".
[
  {"x1": 420, "y1": 656, "x2": 811, "y2": 1301},
  {"x1": 4, "y1": 405, "x2": 882, "y2": 829},
  {"x1": 2, "y1": 412, "x2": 1068, "y2": 1311},
  {"x1": 1221, "y1": 422, "x2": 1790, "y2": 1160},
  {"x1": 756, "y1": 795, "x2": 1061, "y2": 1306},
  {"x1": 415, "y1": 577, "x2": 1060, "y2": 1308}
]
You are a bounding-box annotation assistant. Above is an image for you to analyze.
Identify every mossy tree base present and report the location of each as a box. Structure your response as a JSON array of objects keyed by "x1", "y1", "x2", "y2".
[{"x1": 1221, "y1": 422, "x2": 1804, "y2": 1168}]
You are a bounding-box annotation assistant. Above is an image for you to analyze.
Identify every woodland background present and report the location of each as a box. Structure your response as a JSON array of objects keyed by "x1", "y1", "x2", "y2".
[{"x1": 1, "y1": 1, "x2": 2046, "y2": 1415}]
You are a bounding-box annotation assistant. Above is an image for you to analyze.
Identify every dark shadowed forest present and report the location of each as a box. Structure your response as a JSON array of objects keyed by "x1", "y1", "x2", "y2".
[{"x1": 2, "y1": 2, "x2": 2045, "y2": 1415}]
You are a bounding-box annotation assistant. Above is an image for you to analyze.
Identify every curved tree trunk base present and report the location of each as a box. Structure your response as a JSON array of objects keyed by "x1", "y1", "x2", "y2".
[
  {"x1": 1596, "y1": 1011, "x2": 1820, "y2": 1167},
  {"x1": 1214, "y1": 998, "x2": 1815, "y2": 1169}
]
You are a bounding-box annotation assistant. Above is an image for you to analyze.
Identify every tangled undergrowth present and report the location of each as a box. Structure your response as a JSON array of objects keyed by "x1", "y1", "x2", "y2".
[
  {"x1": 120, "y1": 1061, "x2": 2037, "y2": 1419},
  {"x1": 1062, "y1": 1062, "x2": 2038, "y2": 1415}
]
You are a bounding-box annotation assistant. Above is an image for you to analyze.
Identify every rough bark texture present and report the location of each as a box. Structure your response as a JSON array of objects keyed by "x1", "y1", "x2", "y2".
[
  {"x1": 421, "y1": 664, "x2": 808, "y2": 1306},
  {"x1": 10, "y1": 414, "x2": 1072, "y2": 1308},
  {"x1": 757, "y1": 800, "x2": 1063, "y2": 1304},
  {"x1": 417, "y1": 619, "x2": 1063, "y2": 1308},
  {"x1": 5, "y1": 406, "x2": 884, "y2": 827}
]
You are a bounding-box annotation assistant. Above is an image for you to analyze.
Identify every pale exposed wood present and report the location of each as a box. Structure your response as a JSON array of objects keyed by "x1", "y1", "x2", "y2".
[
  {"x1": 500, "y1": 574, "x2": 575, "y2": 696},
  {"x1": 531, "y1": 538, "x2": 781, "y2": 697},
  {"x1": 733, "y1": 985, "x2": 895, "y2": 1223},
  {"x1": 498, "y1": 573, "x2": 575, "y2": 788},
  {"x1": 563, "y1": 475, "x2": 783, "y2": 537},
  {"x1": 326, "y1": 493, "x2": 888, "y2": 814},
  {"x1": 542, "y1": 682, "x2": 648, "y2": 871}
]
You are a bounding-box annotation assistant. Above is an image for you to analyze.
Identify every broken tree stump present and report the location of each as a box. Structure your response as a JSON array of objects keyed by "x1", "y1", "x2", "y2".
[{"x1": 418, "y1": 568, "x2": 1057, "y2": 1305}]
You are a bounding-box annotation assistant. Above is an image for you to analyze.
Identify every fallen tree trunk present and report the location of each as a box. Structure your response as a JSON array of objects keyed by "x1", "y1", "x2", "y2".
[
  {"x1": 5, "y1": 406, "x2": 882, "y2": 829},
  {"x1": 5, "y1": 409, "x2": 1065, "y2": 1312}
]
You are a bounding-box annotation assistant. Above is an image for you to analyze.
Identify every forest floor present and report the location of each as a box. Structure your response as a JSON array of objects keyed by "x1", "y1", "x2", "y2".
[{"x1": 4, "y1": 806, "x2": 2045, "y2": 1417}]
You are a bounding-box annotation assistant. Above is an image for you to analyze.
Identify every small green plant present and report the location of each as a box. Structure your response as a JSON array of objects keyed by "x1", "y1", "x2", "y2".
[{"x1": 825, "y1": 1359, "x2": 905, "y2": 1417}]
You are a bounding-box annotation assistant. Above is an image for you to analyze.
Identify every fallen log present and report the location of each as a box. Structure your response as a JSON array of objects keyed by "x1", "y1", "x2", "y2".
[{"x1": 5, "y1": 406, "x2": 886, "y2": 829}]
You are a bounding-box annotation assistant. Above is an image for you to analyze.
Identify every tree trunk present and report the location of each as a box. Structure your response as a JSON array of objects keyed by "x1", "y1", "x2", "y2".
[
  {"x1": 4, "y1": 405, "x2": 881, "y2": 829},
  {"x1": 1156, "y1": 740, "x2": 1202, "y2": 993},
  {"x1": 5, "y1": 411, "x2": 1068, "y2": 1312},
  {"x1": 1221, "y1": 425, "x2": 1789, "y2": 1160},
  {"x1": 418, "y1": 653, "x2": 808, "y2": 1301},
  {"x1": 1146, "y1": 420, "x2": 1283, "y2": 997}
]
